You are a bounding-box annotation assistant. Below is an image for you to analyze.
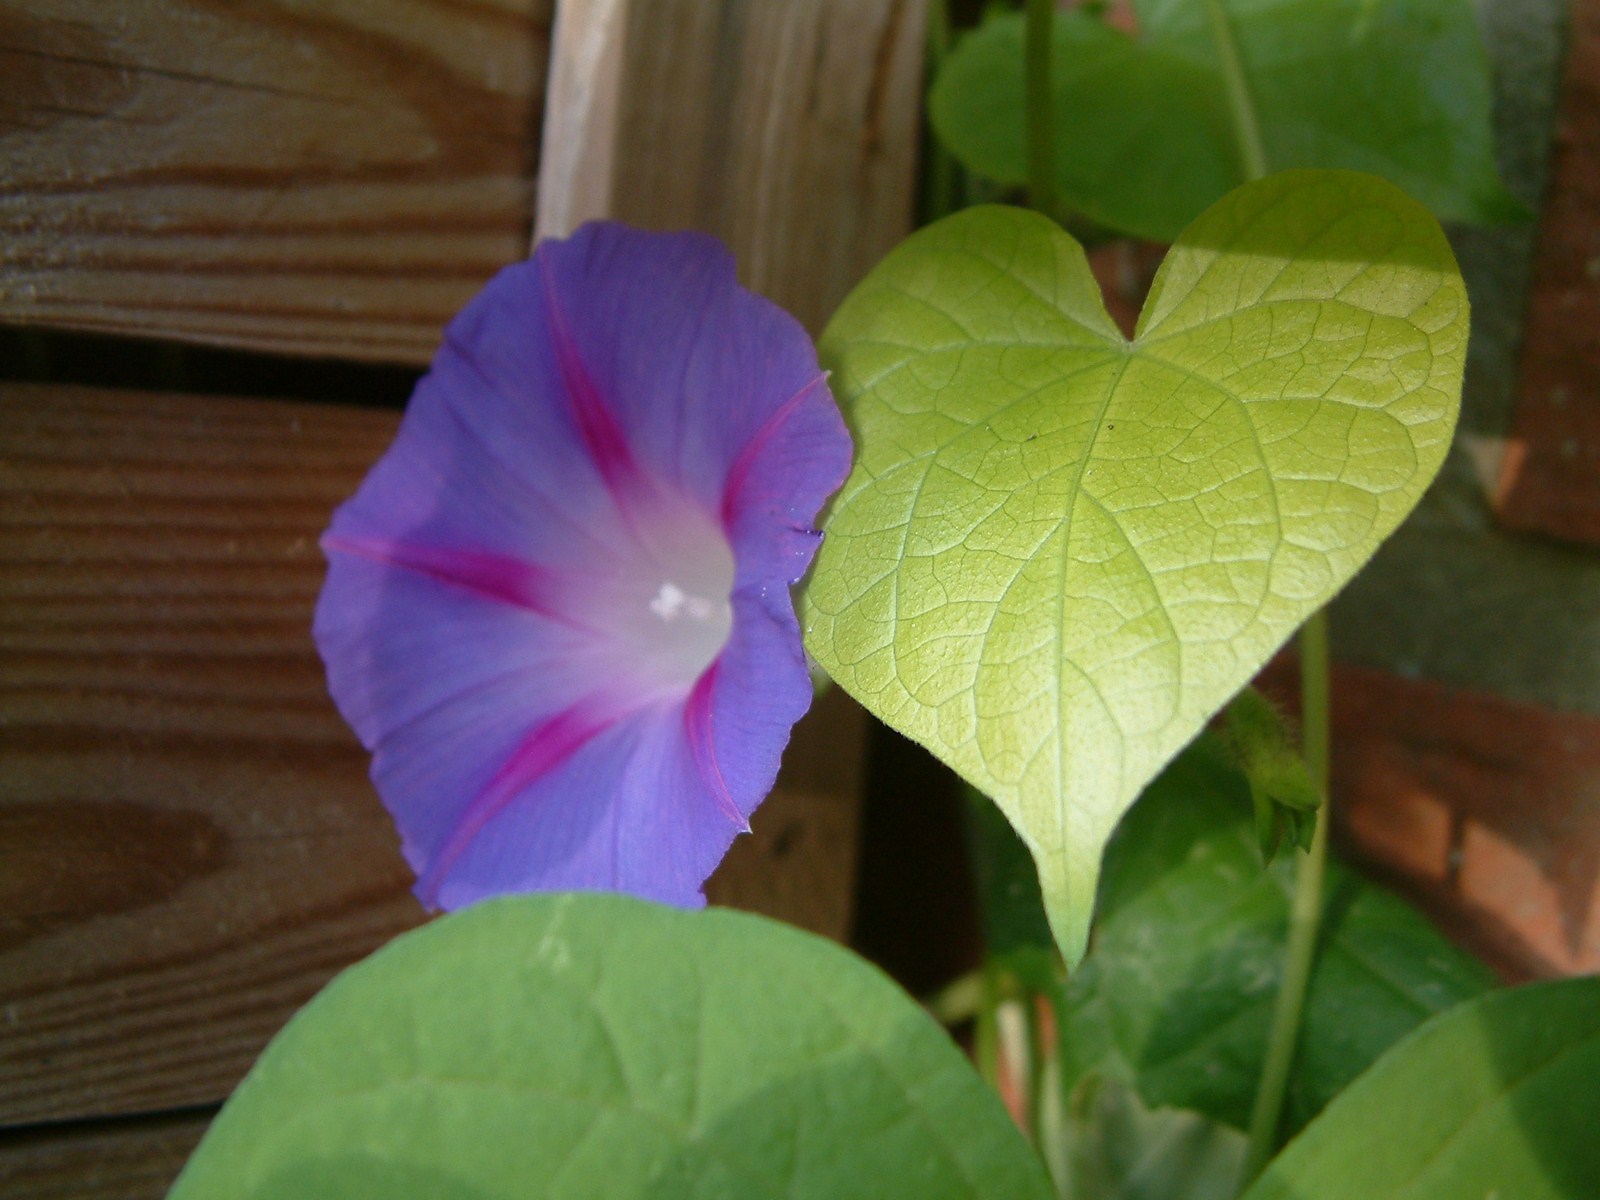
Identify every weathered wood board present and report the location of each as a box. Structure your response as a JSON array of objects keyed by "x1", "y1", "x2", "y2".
[
  {"x1": 0, "y1": 0, "x2": 552, "y2": 364},
  {"x1": 0, "y1": 384, "x2": 424, "y2": 1126},
  {"x1": 0, "y1": 382, "x2": 865, "y2": 1129},
  {"x1": 0, "y1": 1113, "x2": 209, "y2": 1200},
  {"x1": 539, "y1": 0, "x2": 925, "y2": 335}
]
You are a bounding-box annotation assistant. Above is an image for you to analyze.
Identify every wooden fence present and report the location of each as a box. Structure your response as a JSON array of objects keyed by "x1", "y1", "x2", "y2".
[
  {"x1": 6, "y1": 0, "x2": 1598, "y2": 1193},
  {"x1": 0, "y1": 2, "x2": 925, "y2": 1194}
]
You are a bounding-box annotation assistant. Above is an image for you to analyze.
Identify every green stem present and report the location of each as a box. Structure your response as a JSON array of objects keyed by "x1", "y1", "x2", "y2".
[
  {"x1": 1239, "y1": 610, "x2": 1331, "y2": 1188},
  {"x1": 1203, "y1": 0, "x2": 1269, "y2": 181},
  {"x1": 921, "y1": 0, "x2": 959, "y2": 223},
  {"x1": 975, "y1": 965, "x2": 1002, "y2": 1090},
  {"x1": 1023, "y1": 0, "x2": 1057, "y2": 217},
  {"x1": 1043, "y1": 989, "x2": 1072, "y2": 1194},
  {"x1": 1214, "y1": 1, "x2": 1310, "y2": 1182}
]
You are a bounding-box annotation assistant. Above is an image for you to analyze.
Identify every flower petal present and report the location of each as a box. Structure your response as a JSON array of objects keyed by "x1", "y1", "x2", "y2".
[
  {"x1": 690, "y1": 587, "x2": 817, "y2": 825},
  {"x1": 534, "y1": 223, "x2": 852, "y2": 527},
  {"x1": 314, "y1": 545, "x2": 595, "y2": 753},
  {"x1": 314, "y1": 221, "x2": 854, "y2": 910},
  {"x1": 411, "y1": 701, "x2": 747, "y2": 910}
]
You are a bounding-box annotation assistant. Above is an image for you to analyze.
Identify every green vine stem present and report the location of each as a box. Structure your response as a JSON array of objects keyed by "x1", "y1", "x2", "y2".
[
  {"x1": 1203, "y1": 0, "x2": 1269, "y2": 180},
  {"x1": 1024, "y1": 0, "x2": 1058, "y2": 218},
  {"x1": 1240, "y1": 611, "x2": 1331, "y2": 1186},
  {"x1": 1203, "y1": 1, "x2": 1336, "y2": 1184},
  {"x1": 975, "y1": 964, "x2": 1002, "y2": 1091},
  {"x1": 922, "y1": 0, "x2": 959, "y2": 223}
]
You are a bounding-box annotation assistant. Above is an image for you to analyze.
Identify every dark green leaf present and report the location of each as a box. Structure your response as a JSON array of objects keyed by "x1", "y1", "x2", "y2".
[
  {"x1": 1242, "y1": 976, "x2": 1600, "y2": 1199},
  {"x1": 169, "y1": 895, "x2": 1055, "y2": 1200},
  {"x1": 1062, "y1": 736, "x2": 1496, "y2": 1135},
  {"x1": 930, "y1": 0, "x2": 1525, "y2": 241},
  {"x1": 1060, "y1": 1074, "x2": 1246, "y2": 1200}
]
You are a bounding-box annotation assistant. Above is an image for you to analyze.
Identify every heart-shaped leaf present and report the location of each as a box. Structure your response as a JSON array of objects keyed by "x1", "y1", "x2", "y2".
[
  {"x1": 169, "y1": 895, "x2": 1055, "y2": 1199},
  {"x1": 803, "y1": 171, "x2": 1467, "y2": 962},
  {"x1": 929, "y1": 0, "x2": 1524, "y2": 241}
]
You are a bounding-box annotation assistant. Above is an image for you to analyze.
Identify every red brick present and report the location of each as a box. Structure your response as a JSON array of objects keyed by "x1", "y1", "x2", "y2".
[
  {"x1": 1259, "y1": 660, "x2": 1600, "y2": 979},
  {"x1": 1496, "y1": 0, "x2": 1600, "y2": 544}
]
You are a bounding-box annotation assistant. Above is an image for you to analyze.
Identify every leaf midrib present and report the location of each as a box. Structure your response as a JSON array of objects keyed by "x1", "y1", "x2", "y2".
[{"x1": 1052, "y1": 349, "x2": 1135, "y2": 854}]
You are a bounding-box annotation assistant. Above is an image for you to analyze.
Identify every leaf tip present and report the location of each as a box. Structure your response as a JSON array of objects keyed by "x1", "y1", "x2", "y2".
[{"x1": 1040, "y1": 864, "x2": 1097, "y2": 970}]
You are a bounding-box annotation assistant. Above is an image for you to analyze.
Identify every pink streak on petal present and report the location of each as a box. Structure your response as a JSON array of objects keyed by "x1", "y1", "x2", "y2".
[
  {"x1": 415, "y1": 697, "x2": 624, "y2": 908},
  {"x1": 720, "y1": 371, "x2": 830, "y2": 528},
  {"x1": 685, "y1": 666, "x2": 749, "y2": 832},
  {"x1": 539, "y1": 254, "x2": 644, "y2": 500},
  {"x1": 322, "y1": 533, "x2": 594, "y2": 633}
]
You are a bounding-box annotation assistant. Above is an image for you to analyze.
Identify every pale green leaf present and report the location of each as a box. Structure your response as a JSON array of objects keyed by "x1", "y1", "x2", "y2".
[
  {"x1": 1241, "y1": 976, "x2": 1600, "y2": 1199},
  {"x1": 929, "y1": 0, "x2": 1525, "y2": 241},
  {"x1": 803, "y1": 171, "x2": 1467, "y2": 962},
  {"x1": 964, "y1": 782, "x2": 1055, "y2": 967},
  {"x1": 168, "y1": 895, "x2": 1054, "y2": 1200}
]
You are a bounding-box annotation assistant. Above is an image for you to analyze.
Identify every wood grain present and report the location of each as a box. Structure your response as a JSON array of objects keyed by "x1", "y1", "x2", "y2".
[
  {"x1": 0, "y1": 381, "x2": 864, "y2": 1127},
  {"x1": 537, "y1": 0, "x2": 926, "y2": 335},
  {"x1": 0, "y1": 1112, "x2": 208, "y2": 1200},
  {"x1": 0, "y1": 0, "x2": 551, "y2": 364},
  {"x1": 0, "y1": 0, "x2": 932, "y2": 1157},
  {"x1": 706, "y1": 684, "x2": 864, "y2": 938},
  {"x1": 0, "y1": 383, "x2": 423, "y2": 1126}
]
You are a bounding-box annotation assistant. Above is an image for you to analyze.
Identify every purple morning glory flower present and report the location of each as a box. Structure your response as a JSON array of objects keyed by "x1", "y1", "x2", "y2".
[{"x1": 313, "y1": 223, "x2": 851, "y2": 911}]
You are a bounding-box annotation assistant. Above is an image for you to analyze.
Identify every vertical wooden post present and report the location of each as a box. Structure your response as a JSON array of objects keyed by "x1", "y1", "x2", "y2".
[
  {"x1": 537, "y1": 0, "x2": 925, "y2": 334},
  {"x1": 534, "y1": 0, "x2": 927, "y2": 937},
  {"x1": 537, "y1": 0, "x2": 630, "y2": 240}
]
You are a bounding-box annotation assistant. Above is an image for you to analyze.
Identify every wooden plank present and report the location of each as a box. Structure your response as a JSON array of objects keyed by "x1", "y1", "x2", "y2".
[
  {"x1": 705, "y1": 684, "x2": 863, "y2": 938},
  {"x1": 0, "y1": 0, "x2": 552, "y2": 364},
  {"x1": 0, "y1": 383, "x2": 424, "y2": 1126},
  {"x1": 537, "y1": 0, "x2": 926, "y2": 335},
  {"x1": 0, "y1": 381, "x2": 864, "y2": 1127},
  {"x1": 0, "y1": 1113, "x2": 208, "y2": 1200},
  {"x1": 1495, "y1": 0, "x2": 1600, "y2": 543},
  {"x1": 531, "y1": 0, "x2": 934, "y2": 931},
  {"x1": 2, "y1": 0, "x2": 929, "y2": 1142}
]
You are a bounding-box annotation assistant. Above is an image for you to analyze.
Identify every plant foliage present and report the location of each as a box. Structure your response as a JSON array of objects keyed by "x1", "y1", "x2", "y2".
[
  {"x1": 804, "y1": 171, "x2": 1467, "y2": 961},
  {"x1": 930, "y1": 0, "x2": 1523, "y2": 240}
]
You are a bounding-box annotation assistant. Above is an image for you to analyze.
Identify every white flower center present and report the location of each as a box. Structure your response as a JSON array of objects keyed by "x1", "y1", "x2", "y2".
[{"x1": 596, "y1": 494, "x2": 734, "y2": 695}]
